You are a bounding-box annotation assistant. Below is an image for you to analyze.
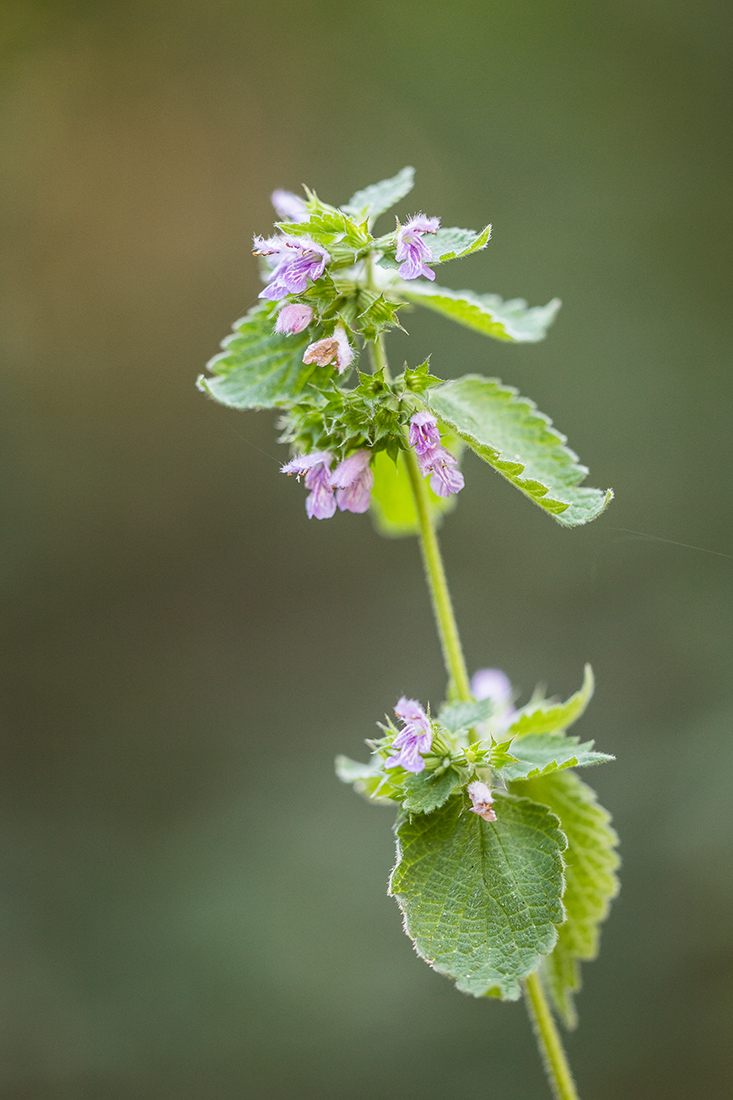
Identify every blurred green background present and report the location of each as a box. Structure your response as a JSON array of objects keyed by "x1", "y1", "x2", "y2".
[{"x1": 1, "y1": 1, "x2": 732, "y2": 1097}]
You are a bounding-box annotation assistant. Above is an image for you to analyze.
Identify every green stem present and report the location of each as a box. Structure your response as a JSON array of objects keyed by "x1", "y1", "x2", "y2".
[
  {"x1": 369, "y1": 332, "x2": 391, "y2": 381},
  {"x1": 403, "y1": 447, "x2": 472, "y2": 704},
  {"x1": 524, "y1": 972, "x2": 582, "y2": 1100},
  {"x1": 383, "y1": 338, "x2": 581, "y2": 1100}
]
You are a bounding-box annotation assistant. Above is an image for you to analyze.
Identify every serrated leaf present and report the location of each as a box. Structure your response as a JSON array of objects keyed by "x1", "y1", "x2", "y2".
[
  {"x1": 512, "y1": 771, "x2": 620, "y2": 1028},
  {"x1": 401, "y1": 768, "x2": 464, "y2": 814},
  {"x1": 500, "y1": 732, "x2": 614, "y2": 781},
  {"x1": 438, "y1": 698, "x2": 493, "y2": 733},
  {"x1": 509, "y1": 665, "x2": 595, "y2": 738},
  {"x1": 369, "y1": 445, "x2": 462, "y2": 538},
  {"x1": 397, "y1": 282, "x2": 561, "y2": 343},
  {"x1": 429, "y1": 224, "x2": 492, "y2": 262},
  {"x1": 341, "y1": 166, "x2": 415, "y2": 225},
  {"x1": 198, "y1": 302, "x2": 331, "y2": 410},
  {"x1": 429, "y1": 375, "x2": 613, "y2": 526},
  {"x1": 389, "y1": 793, "x2": 567, "y2": 999},
  {"x1": 279, "y1": 208, "x2": 368, "y2": 250}
]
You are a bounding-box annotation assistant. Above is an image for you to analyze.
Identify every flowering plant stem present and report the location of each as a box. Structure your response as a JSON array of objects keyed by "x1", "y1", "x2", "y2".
[
  {"x1": 401, "y1": 362, "x2": 581, "y2": 1099},
  {"x1": 202, "y1": 170, "x2": 619, "y2": 1100},
  {"x1": 524, "y1": 972, "x2": 581, "y2": 1100},
  {"x1": 403, "y1": 446, "x2": 472, "y2": 706}
]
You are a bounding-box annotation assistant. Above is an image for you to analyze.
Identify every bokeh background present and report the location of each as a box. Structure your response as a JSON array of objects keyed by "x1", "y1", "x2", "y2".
[{"x1": 1, "y1": 1, "x2": 732, "y2": 1097}]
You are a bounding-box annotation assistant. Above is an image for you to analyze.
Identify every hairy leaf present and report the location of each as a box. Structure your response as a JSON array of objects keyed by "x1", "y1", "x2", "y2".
[
  {"x1": 430, "y1": 224, "x2": 492, "y2": 262},
  {"x1": 500, "y1": 732, "x2": 614, "y2": 782},
  {"x1": 398, "y1": 282, "x2": 561, "y2": 342},
  {"x1": 279, "y1": 207, "x2": 368, "y2": 250},
  {"x1": 509, "y1": 665, "x2": 595, "y2": 738},
  {"x1": 389, "y1": 793, "x2": 567, "y2": 999},
  {"x1": 369, "y1": 446, "x2": 460, "y2": 538},
  {"x1": 335, "y1": 755, "x2": 399, "y2": 805},
  {"x1": 429, "y1": 375, "x2": 613, "y2": 526},
  {"x1": 401, "y1": 768, "x2": 464, "y2": 814},
  {"x1": 198, "y1": 302, "x2": 331, "y2": 410},
  {"x1": 438, "y1": 698, "x2": 494, "y2": 733},
  {"x1": 341, "y1": 166, "x2": 415, "y2": 225},
  {"x1": 512, "y1": 771, "x2": 620, "y2": 1027}
]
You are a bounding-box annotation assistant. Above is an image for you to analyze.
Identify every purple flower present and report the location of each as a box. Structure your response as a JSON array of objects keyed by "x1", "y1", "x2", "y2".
[
  {"x1": 275, "y1": 303, "x2": 314, "y2": 335},
  {"x1": 408, "y1": 412, "x2": 464, "y2": 498},
  {"x1": 281, "y1": 451, "x2": 336, "y2": 520},
  {"x1": 271, "y1": 190, "x2": 308, "y2": 222},
  {"x1": 253, "y1": 234, "x2": 330, "y2": 301},
  {"x1": 395, "y1": 214, "x2": 440, "y2": 282},
  {"x1": 331, "y1": 449, "x2": 374, "y2": 514},
  {"x1": 303, "y1": 324, "x2": 355, "y2": 374},
  {"x1": 416, "y1": 446, "x2": 465, "y2": 498},
  {"x1": 409, "y1": 410, "x2": 442, "y2": 455},
  {"x1": 385, "y1": 696, "x2": 433, "y2": 773},
  {"x1": 467, "y1": 780, "x2": 497, "y2": 822},
  {"x1": 470, "y1": 668, "x2": 515, "y2": 729}
]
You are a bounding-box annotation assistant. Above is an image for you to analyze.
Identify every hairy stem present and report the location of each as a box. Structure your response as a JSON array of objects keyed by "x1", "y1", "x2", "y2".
[
  {"x1": 404, "y1": 448, "x2": 472, "y2": 704},
  {"x1": 524, "y1": 972, "x2": 582, "y2": 1100},
  {"x1": 386, "y1": 340, "x2": 581, "y2": 1100},
  {"x1": 369, "y1": 332, "x2": 391, "y2": 381}
]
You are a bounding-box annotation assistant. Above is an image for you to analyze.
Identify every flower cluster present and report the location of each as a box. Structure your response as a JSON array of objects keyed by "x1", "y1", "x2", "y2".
[
  {"x1": 408, "y1": 411, "x2": 465, "y2": 498},
  {"x1": 281, "y1": 449, "x2": 374, "y2": 520}
]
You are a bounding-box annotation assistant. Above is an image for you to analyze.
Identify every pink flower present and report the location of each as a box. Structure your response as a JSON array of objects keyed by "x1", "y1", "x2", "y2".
[
  {"x1": 409, "y1": 410, "x2": 441, "y2": 455},
  {"x1": 331, "y1": 449, "x2": 374, "y2": 514},
  {"x1": 303, "y1": 324, "x2": 354, "y2": 374},
  {"x1": 254, "y1": 234, "x2": 330, "y2": 301},
  {"x1": 281, "y1": 451, "x2": 336, "y2": 520},
  {"x1": 395, "y1": 214, "x2": 440, "y2": 281},
  {"x1": 271, "y1": 190, "x2": 308, "y2": 222},
  {"x1": 408, "y1": 412, "x2": 464, "y2": 498},
  {"x1": 421, "y1": 449, "x2": 465, "y2": 497},
  {"x1": 386, "y1": 697, "x2": 433, "y2": 773},
  {"x1": 470, "y1": 668, "x2": 515, "y2": 730},
  {"x1": 467, "y1": 780, "x2": 497, "y2": 822},
  {"x1": 275, "y1": 303, "x2": 314, "y2": 335}
]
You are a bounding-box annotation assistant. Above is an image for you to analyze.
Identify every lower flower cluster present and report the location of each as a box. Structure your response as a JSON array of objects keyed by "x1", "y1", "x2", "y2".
[
  {"x1": 337, "y1": 668, "x2": 516, "y2": 819},
  {"x1": 282, "y1": 412, "x2": 463, "y2": 519}
]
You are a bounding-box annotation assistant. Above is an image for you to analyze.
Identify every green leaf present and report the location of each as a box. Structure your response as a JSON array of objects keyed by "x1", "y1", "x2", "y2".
[
  {"x1": 198, "y1": 302, "x2": 330, "y2": 410},
  {"x1": 389, "y1": 793, "x2": 567, "y2": 1000},
  {"x1": 341, "y1": 166, "x2": 415, "y2": 225},
  {"x1": 430, "y1": 224, "x2": 492, "y2": 262},
  {"x1": 500, "y1": 732, "x2": 614, "y2": 782},
  {"x1": 429, "y1": 375, "x2": 613, "y2": 526},
  {"x1": 334, "y1": 755, "x2": 399, "y2": 805},
  {"x1": 401, "y1": 768, "x2": 464, "y2": 814},
  {"x1": 279, "y1": 208, "x2": 368, "y2": 251},
  {"x1": 438, "y1": 698, "x2": 493, "y2": 733},
  {"x1": 509, "y1": 665, "x2": 595, "y2": 738},
  {"x1": 512, "y1": 771, "x2": 620, "y2": 1027},
  {"x1": 398, "y1": 282, "x2": 561, "y2": 343},
  {"x1": 369, "y1": 446, "x2": 461, "y2": 538}
]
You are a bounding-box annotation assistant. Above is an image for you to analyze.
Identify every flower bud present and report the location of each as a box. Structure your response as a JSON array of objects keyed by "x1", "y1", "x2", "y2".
[{"x1": 275, "y1": 303, "x2": 314, "y2": 335}]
